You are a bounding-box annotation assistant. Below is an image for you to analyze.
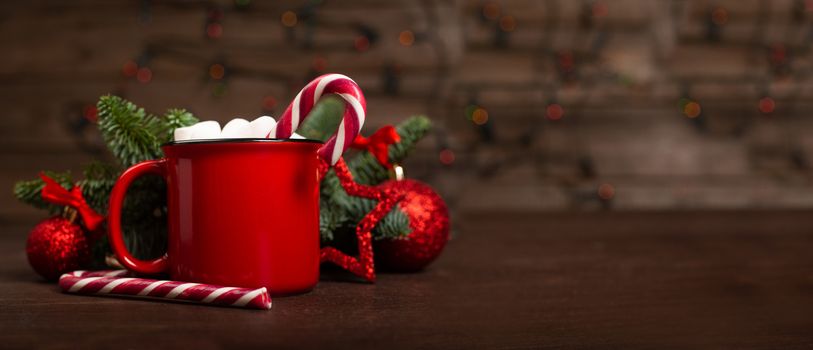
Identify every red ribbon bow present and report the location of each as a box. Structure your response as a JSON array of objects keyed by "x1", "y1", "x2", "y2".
[
  {"x1": 40, "y1": 172, "x2": 105, "y2": 231},
  {"x1": 350, "y1": 125, "x2": 401, "y2": 169}
]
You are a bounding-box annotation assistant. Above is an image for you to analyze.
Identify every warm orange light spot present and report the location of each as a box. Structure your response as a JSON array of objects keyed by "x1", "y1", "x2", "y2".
[
  {"x1": 136, "y1": 67, "x2": 152, "y2": 83},
  {"x1": 683, "y1": 101, "x2": 701, "y2": 118},
  {"x1": 262, "y1": 95, "x2": 277, "y2": 110},
  {"x1": 598, "y1": 183, "x2": 615, "y2": 200},
  {"x1": 354, "y1": 36, "x2": 370, "y2": 52},
  {"x1": 122, "y1": 60, "x2": 138, "y2": 77},
  {"x1": 769, "y1": 44, "x2": 787, "y2": 64},
  {"x1": 399, "y1": 30, "x2": 415, "y2": 46},
  {"x1": 206, "y1": 23, "x2": 223, "y2": 39},
  {"x1": 759, "y1": 97, "x2": 776, "y2": 114},
  {"x1": 209, "y1": 64, "x2": 225, "y2": 80},
  {"x1": 592, "y1": 1, "x2": 608, "y2": 18},
  {"x1": 558, "y1": 51, "x2": 575, "y2": 71},
  {"x1": 83, "y1": 105, "x2": 98, "y2": 122},
  {"x1": 281, "y1": 11, "x2": 297, "y2": 27},
  {"x1": 499, "y1": 15, "x2": 516, "y2": 32},
  {"x1": 472, "y1": 108, "x2": 489, "y2": 125},
  {"x1": 712, "y1": 7, "x2": 728, "y2": 26},
  {"x1": 439, "y1": 149, "x2": 455, "y2": 165},
  {"x1": 546, "y1": 103, "x2": 564, "y2": 121}
]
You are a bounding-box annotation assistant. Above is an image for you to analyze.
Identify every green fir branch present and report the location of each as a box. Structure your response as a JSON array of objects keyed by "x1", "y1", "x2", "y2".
[
  {"x1": 78, "y1": 161, "x2": 119, "y2": 215},
  {"x1": 297, "y1": 96, "x2": 345, "y2": 141},
  {"x1": 160, "y1": 108, "x2": 199, "y2": 143},
  {"x1": 345, "y1": 196, "x2": 411, "y2": 239},
  {"x1": 12, "y1": 171, "x2": 73, "y2": 214},
  {"x1": 349, "y1": 115, "x2": 432, "y2": 185},
  {"x1": 319, "y1": 199, "x2": 348, "y2": 241},
  {"x1": 318, "y1": 116, "x2": 432, "y2": 241},
  {"x1": 96, "y1": 95, "x2": 163, "y2": 167}
]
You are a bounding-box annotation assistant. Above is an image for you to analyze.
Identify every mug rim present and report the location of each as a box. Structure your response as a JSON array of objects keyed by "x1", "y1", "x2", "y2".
[{"x1": 163, "y1": 138, "x2": 323, "y2": 146}]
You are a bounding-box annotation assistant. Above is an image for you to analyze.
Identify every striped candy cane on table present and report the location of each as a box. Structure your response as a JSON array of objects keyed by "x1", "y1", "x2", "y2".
[
  {"x1": 272, "y1": 73, "x2": 366, "y2": 165},
  {"x1": 59, "y1": 270, "x2": 271, "y2": 310}
]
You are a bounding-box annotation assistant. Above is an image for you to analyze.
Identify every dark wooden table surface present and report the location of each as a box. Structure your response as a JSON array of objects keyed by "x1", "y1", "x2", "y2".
[{"x1": 2, "y1": 211, "x2": 813, "y2": 349}]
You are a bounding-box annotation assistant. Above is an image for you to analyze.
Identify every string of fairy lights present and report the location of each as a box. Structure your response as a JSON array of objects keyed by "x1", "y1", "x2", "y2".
[
  {"x1": 449, "y1": 0, "x2": 813, "y2": 207},
  {"x1": 115, "y1": 0, "x2": 460, "y2": 172},
  {"x1": 68, "y1": 0, "x2": 813, "y2": 208},
  {"x1": 676, "y1": 0, "x2": 813, "y2": 123}
]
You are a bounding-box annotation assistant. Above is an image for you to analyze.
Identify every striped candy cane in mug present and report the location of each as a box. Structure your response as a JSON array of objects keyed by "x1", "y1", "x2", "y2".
[
  {"x1": 59, "y1": 270, "x2": 272, "y2": 310},
  {"x1": 272, "y1": 74, "x2": 366, "y2": 165}
]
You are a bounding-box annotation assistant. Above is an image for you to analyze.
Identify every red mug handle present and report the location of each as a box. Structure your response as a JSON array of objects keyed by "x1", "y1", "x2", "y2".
[{"x1": 108, "y1": 159, "x2": 169, "y2": 274}]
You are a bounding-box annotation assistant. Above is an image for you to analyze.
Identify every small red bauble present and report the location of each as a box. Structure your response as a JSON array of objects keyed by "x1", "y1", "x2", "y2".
[
  {"x1": 374, "y1": 179, "x2": 450, "y2": 272},
  {"x1": 26, "y1": 216, "x2": 90, "y2": 281}
]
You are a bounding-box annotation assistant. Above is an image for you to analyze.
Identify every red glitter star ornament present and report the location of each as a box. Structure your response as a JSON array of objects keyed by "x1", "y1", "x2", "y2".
[{"x1": 318, "y1": 157, "x2": 403, "y2": 282}]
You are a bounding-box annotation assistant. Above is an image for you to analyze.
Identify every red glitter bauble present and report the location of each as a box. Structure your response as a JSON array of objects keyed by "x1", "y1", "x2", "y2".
[
  {"x1": 374, "y1": 179, "x2": 450, "y2": 272},
  {"x1": 26, "y1": 216, "x2": 90, "y2": 281}
]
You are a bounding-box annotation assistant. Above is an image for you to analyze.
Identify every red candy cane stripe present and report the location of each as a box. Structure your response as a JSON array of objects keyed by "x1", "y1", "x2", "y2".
[
  {"x1": 273, "y1": 73, "x2": 366, "y2": 165},
  {"x1": 59, "y1": 271, "x2": 271, "y2": 310}
]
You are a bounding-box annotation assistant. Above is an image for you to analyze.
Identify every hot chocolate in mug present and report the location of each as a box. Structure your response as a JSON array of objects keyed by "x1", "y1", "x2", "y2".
[{"x1": 107, "y1": 74, "x2": 366, "y2": 296}]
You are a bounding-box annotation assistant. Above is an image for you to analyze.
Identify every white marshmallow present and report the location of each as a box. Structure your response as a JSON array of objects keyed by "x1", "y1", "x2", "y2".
[
  {"x1": 189, "y1": 121, "x2": 221, "y2": 140},
  {"x1": 244, "y1": 116, "x2": 277, "y2": 138},
  {"x1": 173, "y1": 126, "x2": 194, "y2": 141},
  {"x1": 221, "y1": 118, "x2": 250, "y2": 138}
]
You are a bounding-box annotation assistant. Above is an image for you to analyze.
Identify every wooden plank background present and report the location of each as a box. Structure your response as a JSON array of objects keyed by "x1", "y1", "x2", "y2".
[{"x1": 4, "y1": 0, "x2": 813, "y2": 224}]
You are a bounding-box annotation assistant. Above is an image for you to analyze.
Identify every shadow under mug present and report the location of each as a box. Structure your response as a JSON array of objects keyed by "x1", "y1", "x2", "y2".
[{"x1": 107, "y1": 139, "x2": 322, "y2": 296}]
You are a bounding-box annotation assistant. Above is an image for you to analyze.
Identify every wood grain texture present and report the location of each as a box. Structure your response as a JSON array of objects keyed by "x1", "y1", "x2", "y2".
[
  {"x1": 2, "y1": 211, "x2": 813, "y2": 349},
  {"x1": 7, "y1": 0, "x2": 813, "y2": 214}
]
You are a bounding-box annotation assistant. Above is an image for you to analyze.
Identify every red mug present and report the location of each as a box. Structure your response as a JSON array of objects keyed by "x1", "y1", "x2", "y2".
[{"x1": 108, "y1": 139, "x2": 323, "y2": 296}]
